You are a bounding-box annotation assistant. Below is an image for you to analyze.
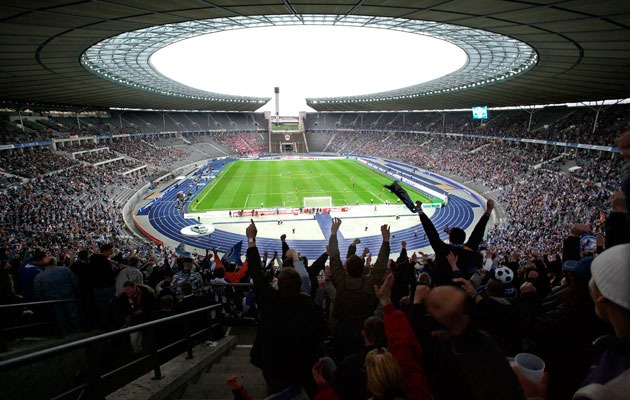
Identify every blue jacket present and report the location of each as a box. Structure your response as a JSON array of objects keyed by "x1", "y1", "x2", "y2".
[
  {"x1": 580, "y1": 335, "x2": 630, "y2": 387},
  {"x1": 33, "y1": 266, "x2": 78, "y2": 300},
  {"x1": 19, "y1": 262, "x2": 42, "y2": 302}
]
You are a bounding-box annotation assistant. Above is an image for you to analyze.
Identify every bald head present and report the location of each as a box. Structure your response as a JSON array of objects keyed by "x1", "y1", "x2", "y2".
[{"x1": 425, "y1": 286, "x2": 470, "y2": 336}]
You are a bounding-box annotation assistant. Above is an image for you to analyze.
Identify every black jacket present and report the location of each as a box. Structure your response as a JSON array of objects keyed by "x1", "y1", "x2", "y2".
[
  {"x1": 420, "y1": 213, "x2": 489, "y2": 286},
  {"x1": 408, "y1": 303, "x2": 524, "y2": 400},
  {"x1": 248, "y1": 245, "x2": 329, "y2": 394}
]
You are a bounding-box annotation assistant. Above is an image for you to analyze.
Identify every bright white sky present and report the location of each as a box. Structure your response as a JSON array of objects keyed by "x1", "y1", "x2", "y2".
[{"x1": 151, "y1": 25, "x2": 466, "y2": 115}]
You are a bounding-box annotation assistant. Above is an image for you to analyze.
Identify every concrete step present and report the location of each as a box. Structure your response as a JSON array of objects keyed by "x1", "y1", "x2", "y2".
[{"x1": 179, "y1": 346, "x2": 266, "y2": 399}]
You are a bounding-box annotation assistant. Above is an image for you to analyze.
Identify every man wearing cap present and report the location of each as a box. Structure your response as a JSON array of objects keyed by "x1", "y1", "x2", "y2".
[
  {"x1": 574, "y1": 243, "x2": 630, "y2": 399},
  {"x1": 171, "y1": 257, "x2": 204, "y2": 301}
]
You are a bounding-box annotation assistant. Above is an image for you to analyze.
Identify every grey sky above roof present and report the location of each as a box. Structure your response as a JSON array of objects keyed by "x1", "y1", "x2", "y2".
[{"x1": 0, "y1": 1, "x2": 629, "y2": 112}]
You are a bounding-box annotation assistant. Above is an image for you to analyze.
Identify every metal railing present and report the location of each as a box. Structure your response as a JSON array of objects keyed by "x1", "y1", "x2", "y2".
[
  {"x1": 0, "y1": 303, "x2": 223, "y2": 400},
  {"x1": 0, "y1": 298, "x2": 79, "y2": 310},
  {"x1": 1, "y1": 298, "x2": 82, "y2": 351}
]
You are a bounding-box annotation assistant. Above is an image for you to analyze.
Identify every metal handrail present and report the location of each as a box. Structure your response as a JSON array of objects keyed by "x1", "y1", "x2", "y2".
[
  {"x1": 206, "y1": 282, "x2": 254, "y2": 287},
  {"x1": 0, "y1": 298, "x2": 79, "y2": 310},
  {"x1": 0, "y1": 303, "x2": 222, "y2": 372}
]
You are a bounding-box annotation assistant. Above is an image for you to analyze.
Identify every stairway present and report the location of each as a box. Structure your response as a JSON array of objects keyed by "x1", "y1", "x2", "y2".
[{"x1": 178, "y1": 326, "x2": 266, "y2": 400}]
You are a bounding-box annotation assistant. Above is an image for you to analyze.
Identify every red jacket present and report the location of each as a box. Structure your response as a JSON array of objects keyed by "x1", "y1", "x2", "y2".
[
  {"x1": 314, "y1": 304, "x2": 432, "y2": 400},
  {"x1": 214, "y1": 253, "x2": 248, "y2": 283},
  {"x1": 383, "y1": 303, "x2": 432, "y2": 400}
]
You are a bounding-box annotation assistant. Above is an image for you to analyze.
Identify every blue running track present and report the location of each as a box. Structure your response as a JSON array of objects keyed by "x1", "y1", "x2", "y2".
[{"x1": 139, "y1": 158, "x2": 482, "y2": 260}]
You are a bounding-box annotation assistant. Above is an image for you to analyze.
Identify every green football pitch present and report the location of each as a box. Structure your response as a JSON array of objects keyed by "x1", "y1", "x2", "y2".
[{"x1": 189, "y1": 159, "x2": 434, "y2": 212}]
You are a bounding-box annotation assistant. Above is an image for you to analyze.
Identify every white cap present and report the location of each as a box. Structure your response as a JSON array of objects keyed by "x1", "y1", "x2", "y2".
[{"x1": 591, "y1": 244, "x2": 630, "y2": 311}]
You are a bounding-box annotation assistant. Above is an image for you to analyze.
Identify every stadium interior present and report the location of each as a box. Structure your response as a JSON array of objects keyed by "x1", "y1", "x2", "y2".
[{"x1": 1, "y1": 1, "x2": 629, "y2": 400}]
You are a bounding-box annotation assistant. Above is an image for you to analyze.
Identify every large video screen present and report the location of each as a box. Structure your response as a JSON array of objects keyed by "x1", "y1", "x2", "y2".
[{"x1": 472, "y1": 106, "x2": 488, "y2": 119}]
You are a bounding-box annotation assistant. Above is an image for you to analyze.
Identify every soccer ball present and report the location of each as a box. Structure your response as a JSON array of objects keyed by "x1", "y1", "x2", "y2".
[{"x1": 494, "y1": 266, "x2": 514, "y2": 284}]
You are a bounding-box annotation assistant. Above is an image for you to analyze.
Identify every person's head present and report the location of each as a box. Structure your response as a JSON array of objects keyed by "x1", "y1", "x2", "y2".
[
  {"x1": 128, "y1": 256, "x2": 140, "y2": 267},
  {"x1": 30, "y1": 249, "x2": 47, "y2": 264},
  {"x1": 214, "y1": 268, "x2": 225, "y2": 279},
  {"x1": 224, "y1": 261, "x2": 235, "y2": 273},
  {"x1": 345, "y1": 255, "x2": 364, "y2": 278},
  {"x1": 448, "y1": 227, "x2": 466, "y2": 245},
  {"x1": 162, "y1": 270, "x2": 174, "y2": 282},
  {"x1": 424, "y1": 285, "x2": 470, "y2": 336},
  {"x1": 278, "y1": 267, "x2": 302, "y2": 297},
  {"x1": 123, "y1": 280, "x2": 137, "y2": 296},
  {"x1": 365, "y1": 348, "x2": 405, "y2": 400},
  {"x1": 182, "y1": 257, "x2": 193, "y2": 270},
  {"x1": 589, "y1": 244, "x2": 630, "y2": 338},
  {"x1": 160, "y1": 295, "x2": 174, "y2": 311},
  {"x1": 362, "y1": 316, "x2": 386, "y2": 347},
  {"x1": 100, "y1": 243, "x2": 114, "y2": 257},
  {"x1": 418, "y1": 272, "x2": 432, "y2": 287},
  {"x1": 78, "y1": 250, "x2": 89, "y2": 262},
  {"x1": 181, "y1": 282, "x2": 193, "y2": 296}
]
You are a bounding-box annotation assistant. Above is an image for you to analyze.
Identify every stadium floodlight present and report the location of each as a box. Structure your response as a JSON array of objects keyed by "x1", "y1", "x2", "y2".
[{"x1": 80, "y1": 14, "x2": 536, "y2": 109}]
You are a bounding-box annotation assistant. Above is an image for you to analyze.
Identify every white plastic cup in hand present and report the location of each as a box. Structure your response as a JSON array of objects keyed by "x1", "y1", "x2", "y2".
[{"x1": 515, "y1": 353, "x2": 545, "y2": 383}]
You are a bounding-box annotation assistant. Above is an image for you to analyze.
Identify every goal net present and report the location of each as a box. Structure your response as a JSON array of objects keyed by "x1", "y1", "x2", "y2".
[{"x1": 303, "y1": 196, "x2": 333, "y2": 208}]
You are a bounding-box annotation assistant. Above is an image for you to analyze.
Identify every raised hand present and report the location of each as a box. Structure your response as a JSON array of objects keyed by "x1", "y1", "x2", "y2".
[
  {"x1": 331, "y1": 217, "x2": 342, "y2": 235},
  {"x1": 618, "y1": 130, "x2": 630, "y2": 162},
  {"x1": 612, "y1": 191, "x2": 625, "y2": 212},
  {"x1": 374, "y1": 273, "x2": 394, "y2": 305},
  {"x1": 280, "y1": 234, "x2": 286, "y2": 242},
  {"x1": 226, "y1": 376, "x2": 243, "y2": 391},
  {"x1": 352, "y1": 238, "x2": 361, "y2": 246},
  {"x1": 401, "y1": 240, "x2": 406, "y2": 249},
  {"x1": 569, "y1": 223, "x2": 590, "y2": 237},
  {"x1": 413, "y1": 284, "x2": 430, "y2": 304},
  {"x1": 446, "y1": 251, "x2": 459, "y2": 270},
  {"x1": 452, "y1": 278, "x2": 475, "y2": 298},
  {"x1": 311, "y1": 361, "x2": 327, "y2": 385},
  {"x1": 381, "y1": 224, "x2": 390, "y2": 242},
  {"x1": 246, "y1": 219, "x2": 257, "y2": 240},
  {"x1": 485, "y1": 199, "x2": 495, "y2": 215}
]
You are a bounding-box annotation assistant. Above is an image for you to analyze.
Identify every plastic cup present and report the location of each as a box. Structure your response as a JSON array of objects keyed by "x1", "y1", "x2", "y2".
[{"x1": 515, "y1": 353, "x2": 545, "y2": 383}]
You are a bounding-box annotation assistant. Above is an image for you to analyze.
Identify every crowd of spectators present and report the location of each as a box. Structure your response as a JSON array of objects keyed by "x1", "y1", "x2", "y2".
[
  {"x1": 1, "y1": 122, "x2": 628, "y2": 400},
  {"x1": 0, "y1": 150, "x2": 79, "y2": 178},
  {"x1": 109, "y1": 138, "x2": 190, "y2": 170},
  {"x1": 75, "y1": 149, "x2": 120, "y2": 164},
  {"x1": 309, "y1": 104, "x2": 630, "y2": 147},
  {"x1": 208, "y1": 131, "x2": 267, "y2": 156}
]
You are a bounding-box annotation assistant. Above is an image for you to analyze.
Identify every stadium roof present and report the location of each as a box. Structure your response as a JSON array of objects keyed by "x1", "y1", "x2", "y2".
[{"x1": 0, "y1": 1, "x2": 629, "y2": 112}]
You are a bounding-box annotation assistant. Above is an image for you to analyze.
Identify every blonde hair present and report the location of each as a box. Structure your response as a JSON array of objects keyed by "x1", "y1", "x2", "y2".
[{"x1": 365, "y1": 348, "x2": 405, "y2": 400}]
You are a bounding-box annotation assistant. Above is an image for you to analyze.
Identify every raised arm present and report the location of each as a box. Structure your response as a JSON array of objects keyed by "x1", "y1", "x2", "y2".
[
  {"x1": 366, "y1": 225, "x2": 391, "y2": 286},
  {"x1": 618, "y1": 131, "x2": 630, "y2": 232},
  {"x1": 416, "y1": 201, "x2": 447, "y2": 254},
  {"x1": 374, "y1": 274, "x2": 432, "y2": 400},
  {"x1": 213, "y1": 248, "x2": 224, "y2": 269},
  {"x1": 347, "y1": 238, "x2": 360, "y2": 258},
  {"x1": 309, "y1": 250, "x2": 329, "y2": 296},
  {"x1": 244, "y1": 220, "x2": 268, "y2": 296},
  {"x1": 328, "y1": 218, "x2": 344, "y2": 288},
  {"x1": 281, "y1": 234, "x2": 289, "y2": 261},
  {"x1": 465, "y1": 199, "x2": 494, "y2": 250},
  {"x1": 395, "y1": 241, "x2": 408, "y2": 265},
  {"x1": 287, "y1": 249, "x2": 311, "y2": 295}
]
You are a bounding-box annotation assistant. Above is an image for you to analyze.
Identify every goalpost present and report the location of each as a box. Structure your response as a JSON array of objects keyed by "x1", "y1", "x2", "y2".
[{"x1": 303, "y1": 196, "x2": 333, "y2": 208}]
